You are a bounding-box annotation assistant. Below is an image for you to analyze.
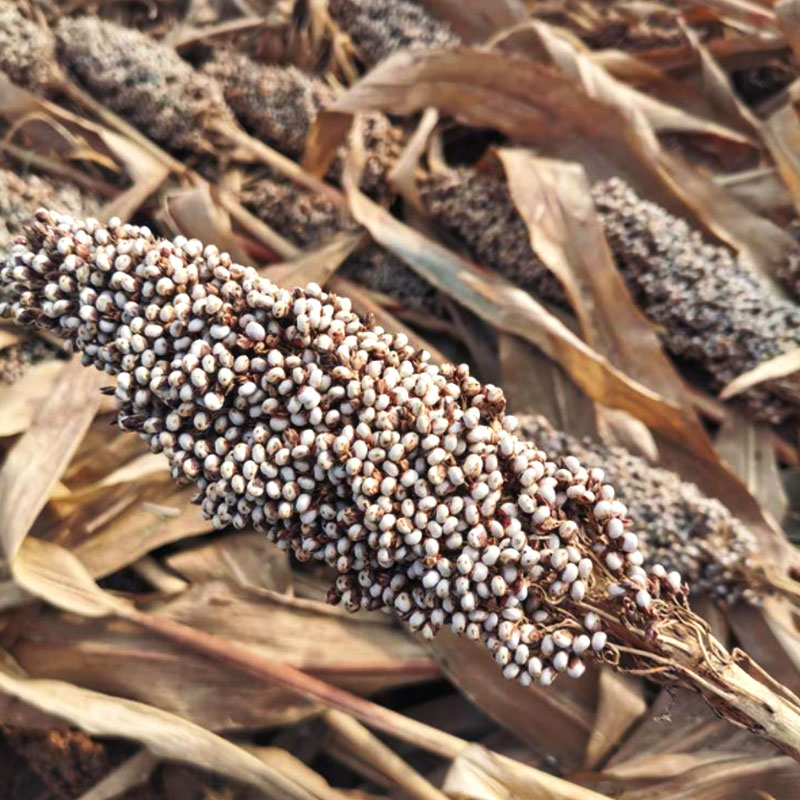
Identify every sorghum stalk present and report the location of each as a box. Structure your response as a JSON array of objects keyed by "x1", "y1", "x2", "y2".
[
  {"x1": 4, "y1": 211, "x2": 800, "y2": 757},
  {"x1": 420, "y1": 169, "x2": 800, "y2": 423}
]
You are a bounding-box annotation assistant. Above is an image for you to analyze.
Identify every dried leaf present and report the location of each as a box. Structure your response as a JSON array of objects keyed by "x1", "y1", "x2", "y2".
[
  {"x1": 431, "y1": 632, "x2": 595, "y2": 772},
  {"x1": 0, "y1": 359, "x2": 64, "y2": 437},
  {"x1": 164, "y1": 532, "x2": 293, "y2": 595},
  {"x1": 585, "y1": 671, "x2": 646, "y2": 768},
  {"x1": 12, "y1": 609, "x2": 319, "y2": 731},
  {"x1": 0, "y1": 667, "x2": 337, "y2": 799},
  {"x1": 264, "y1": 230, "x2": 364, "y2": 288},
  {"x1": 71, "y1": 480, "x2": 211, "y2": 579},
  {"x1": 75, "y1": 751, "x2": 159, "y2": 800},
  {"x1": 720, "y1": 347, "x2": 800, "y2": 401},
  {"x1": 497, "y1": 21, "x2": 756, "y2": 145},
  {"x1": 165, "y1": 183, "x2": 251, "y2": 264},
  {"x1": 324, "y1": 710, "x2": 449, "y2": 800},
  {"x1": 150, "y1": 581, "x2": 436, "y2": 692},
  {"x1": 11, "y1": 537, "x2": 132, "y2": 618},
  {"x1": 498, "y1": 334, "x2": 599, "y2": 439},
  {"x1": 622, "y1": 754, "x2": 800, "y2": 800},
  {"x1": 0, "y1": 361, "x2": 103, "y2": 560},
  {"x1": 715, "y1": 411, "x2": 788, "y2": 522},
  {"x1": 419, "y1": 0, "x2": 526, "y2": 42},
  {"x1": 442, "y1": 744, "x2": 611, "y2": 800},
  {"x1": 727, "y1": 598, "x2": 800, "y2": 690}
]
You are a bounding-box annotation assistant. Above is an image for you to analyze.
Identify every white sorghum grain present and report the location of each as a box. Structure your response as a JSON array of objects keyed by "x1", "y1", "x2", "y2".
[{"x1": 1, "y1": 210, "x2": 685, "y2": 689}]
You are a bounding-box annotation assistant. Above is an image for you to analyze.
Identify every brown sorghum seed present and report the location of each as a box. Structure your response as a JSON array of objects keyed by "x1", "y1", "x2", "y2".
[
  {"x1": 420, "y1": 167, "x2": 800, "y2": 423},
  {"x1": 203, "y1": 52, "x2": 334, "y2": 160},
  {"x1": 594, "y1": 178, "x2": 800, "y2": 424}
]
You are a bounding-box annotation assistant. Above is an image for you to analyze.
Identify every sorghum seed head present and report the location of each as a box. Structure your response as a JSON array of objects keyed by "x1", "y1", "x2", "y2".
[{"x1": 2, "y1": 210, "x2": 686, "y2": 689}]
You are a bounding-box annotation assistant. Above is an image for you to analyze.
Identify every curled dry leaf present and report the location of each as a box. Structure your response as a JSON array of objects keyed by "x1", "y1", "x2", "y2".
[
  {"x1": 494, "y1": 20, "x2": 757, "y2": 146},
  {"x1": 0, "y1": 361, "x2": 103, "y2": 560},
  {"x1": 11, "y1": 536, "x2": 132, "y2": 618}
]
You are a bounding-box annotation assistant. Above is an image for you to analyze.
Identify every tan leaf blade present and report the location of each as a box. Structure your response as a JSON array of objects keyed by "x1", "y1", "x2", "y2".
[
  {"x1": 430, "y1": 632, "x2": 595, "y2": 773},
  {"x1": 0, "y1": 359, "x2": 64, "y2": 438},
  {"x1": 720, "y1": 348, "x2": 800, "y2": 401},
  {"x1": 0, "y1": 360, "x2": 104, "y2": 560},
  {"x1": 11, "y1": 536, "x2": 132, "y2": 618},
  {"x1": 0, "y1": 667, "x2": 339, "y2": 800},
  {"x1": 442, "y1": 744, "x2": 611, "y2": 800}
]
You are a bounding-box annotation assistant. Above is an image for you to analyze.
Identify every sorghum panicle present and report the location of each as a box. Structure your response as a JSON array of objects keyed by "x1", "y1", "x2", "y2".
[
  {"x1": 203, "y1": 52, "x2": 335, "y2": 161},
  {"x1": 54, "y1": 16, "x2": 233, "y2": 154},
  {"x1": 421, "y1": 168, "x2": 800, "y2": 423},
  {"x1": 205, "y1": 51, "x2": 404, "y2": 199},
  {"x1": 327, "y1": 0, "x2": 460, "y2": 66},
  {"x1": 594, "y1": 178, "x2": 800, "y2": 423},
  {"x1": 519, "y1": 415, "x2": 759, "y2": 606},
  {"x1": 0, "y1": 166, "x2": 96, "y2": 382},
  {"x1": 1, "y1": 210, "x2": 684, "y2": 689},
  {"x1": 0, "y1": 4, "x2": 61, "y2": 91}
]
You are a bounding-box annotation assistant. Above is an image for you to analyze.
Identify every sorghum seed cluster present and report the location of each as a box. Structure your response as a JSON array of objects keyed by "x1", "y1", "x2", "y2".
[
  {"x1": 421, "y1": 168, "x2": 800, "y2": 422},
  {"x1": 594, "y1": 178, "x2": 800, "y2": 424},
  {"x1": 519, "y1": 416, "x2": 759, "y2": 606},
  {"x1": 327, "y1": 0, "x2": 460, "y2": 66},
  {"x1": 0, "y1": 4, "x2": 61, "y2": 91},
  {"x1": 0, "y1": 167, "x2": 94, "y2": 382},
  {"x1": 0, "y1": 167, "x2": 99, "y2": 252},
  {"x1": 55, "y1": 17, "x2": 233, "y2": 154},
  {"x1": 203, "y1": 52, "x2": 335, "y2": 161},
  {"x1": 205, "y1": 51, "x2": 404, "y2": 199},
  {"x1": 1, "y1": 210, "x2": 684, "y2": 689}
]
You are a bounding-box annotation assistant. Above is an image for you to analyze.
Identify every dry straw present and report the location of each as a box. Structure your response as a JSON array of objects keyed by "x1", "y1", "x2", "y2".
[{"x1": 4, "y1": 211, "x2": 800, "y2": 756}]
